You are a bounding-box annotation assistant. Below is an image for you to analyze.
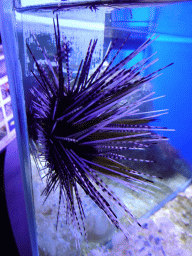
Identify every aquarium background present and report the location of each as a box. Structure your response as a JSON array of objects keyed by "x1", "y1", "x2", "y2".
[
  {"x1": 109, "y1": 3, "x2": 192, "y2": 166},
  {"x1": 146, "y1": 3, "x2": 192, "y2": 165}
]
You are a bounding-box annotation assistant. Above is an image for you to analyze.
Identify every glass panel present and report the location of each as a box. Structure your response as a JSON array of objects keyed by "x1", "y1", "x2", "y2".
[{"x1": 14, "y1": 0, "x2": 190, "y2": 11}]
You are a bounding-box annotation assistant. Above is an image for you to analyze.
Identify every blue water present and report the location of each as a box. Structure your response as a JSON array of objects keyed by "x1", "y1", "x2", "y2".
[
  {"x1": 110, "y1": 2, "x2": 192, "y2": 165},
  {"x1": 149, "y1": 2, "x2": 192, "y2": 165},
  {"x1": 151, "y1": 40, "x2": 192, "y2": 164}
]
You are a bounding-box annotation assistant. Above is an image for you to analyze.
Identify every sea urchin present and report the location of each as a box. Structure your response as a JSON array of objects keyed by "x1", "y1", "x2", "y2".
[{"x1": 27, "y1": 15, "x2": 173, "y2": 242}]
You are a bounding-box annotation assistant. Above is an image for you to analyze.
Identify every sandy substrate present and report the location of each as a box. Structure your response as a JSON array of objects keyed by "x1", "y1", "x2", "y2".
[
  {"x1": 151, "y1": 183, "x2": 192, "y2": 255},
  {"x1": 31, "y1": 152, "x2": 192, "y2": 256}
]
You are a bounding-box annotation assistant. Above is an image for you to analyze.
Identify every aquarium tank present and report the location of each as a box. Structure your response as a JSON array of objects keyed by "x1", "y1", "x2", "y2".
[{"x1": 0, "y1": 0, "x2": 192, "y2": 255}]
